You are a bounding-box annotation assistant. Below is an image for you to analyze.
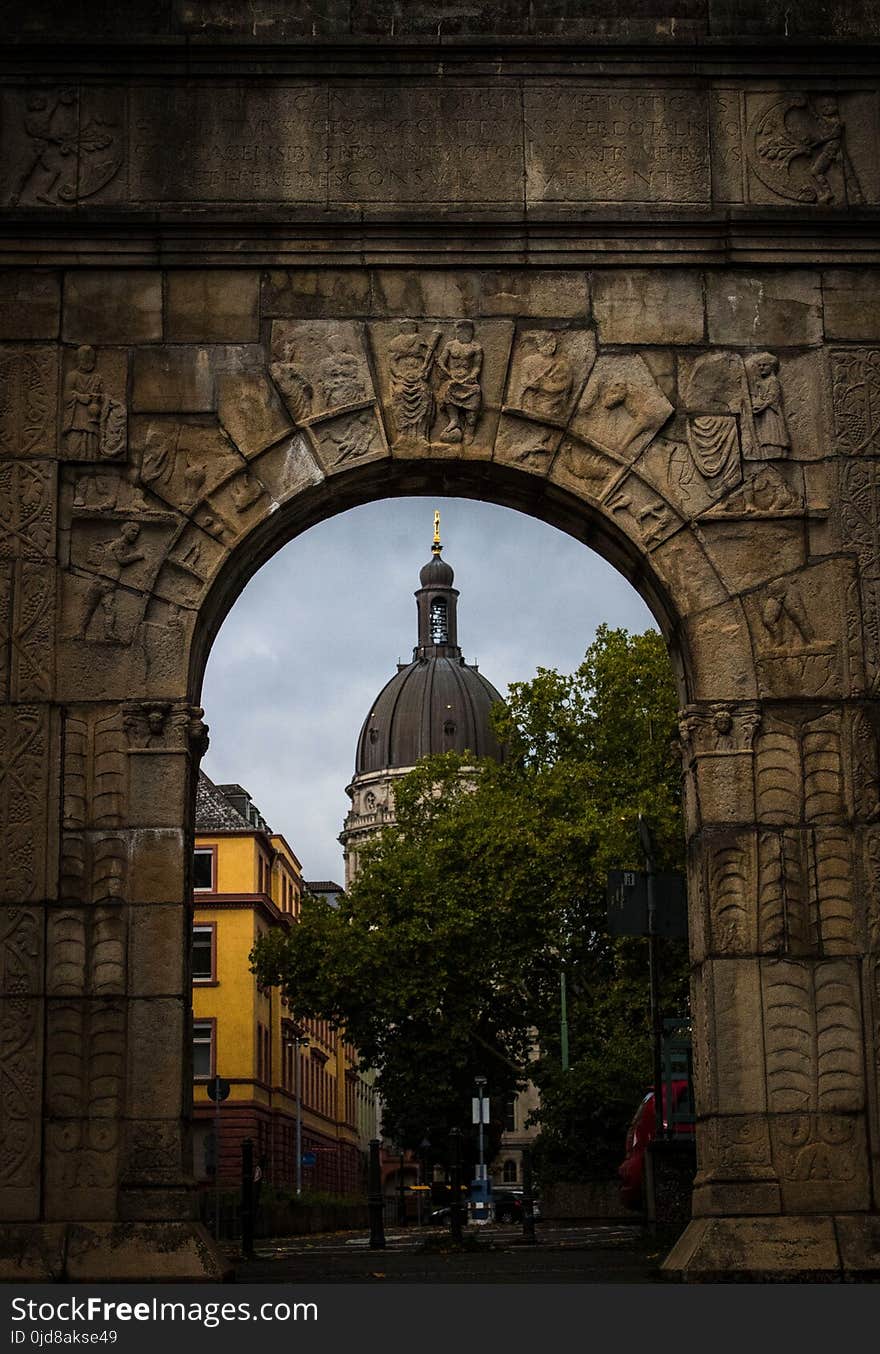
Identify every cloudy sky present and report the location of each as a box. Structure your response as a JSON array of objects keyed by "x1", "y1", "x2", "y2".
[{"x1": 201, "y1": 496, "x2": 655, "y2": 882}]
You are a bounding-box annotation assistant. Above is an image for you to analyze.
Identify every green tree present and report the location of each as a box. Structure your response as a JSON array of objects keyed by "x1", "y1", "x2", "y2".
[{"x1": 251, "y1": 625, "x2": 688, "y2": 1177}]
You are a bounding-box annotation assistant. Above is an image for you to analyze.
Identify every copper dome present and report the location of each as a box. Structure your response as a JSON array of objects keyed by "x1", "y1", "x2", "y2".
[{"x1": 354, "y1": 531, "x2": 504, "y2": 775}]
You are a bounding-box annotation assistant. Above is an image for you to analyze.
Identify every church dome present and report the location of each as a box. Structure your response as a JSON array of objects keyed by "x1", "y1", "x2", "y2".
[
  {"x1": 355, "y1": 656, "x2": 504, "y2": 774},
  {"x1": 354, "y1": 518, "x2": 504, "y2": 775}
]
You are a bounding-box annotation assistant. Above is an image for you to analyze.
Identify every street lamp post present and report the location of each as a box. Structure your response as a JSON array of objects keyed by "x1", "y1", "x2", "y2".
[
  {"x1": 285, "y1": 1030, "x2": 310, "y2": 1196},
  {"x1": 473, "y1": 1075, "x2": 488, "y2": 1222}
]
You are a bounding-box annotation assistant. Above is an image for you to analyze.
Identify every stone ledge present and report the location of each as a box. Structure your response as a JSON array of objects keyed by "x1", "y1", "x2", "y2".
[
  {"x1": 0, "y1": 1223, "x2": 232, "y2": 1283},
  {"x1": 662, "y1": 1214, "x2": 880, "y2": 1282}
]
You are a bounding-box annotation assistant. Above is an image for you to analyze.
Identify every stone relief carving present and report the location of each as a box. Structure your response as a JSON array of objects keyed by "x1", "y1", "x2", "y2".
[
  {"x1": 758, "y1": 828, "x2": 856, "y2": 956},
  {"x1": 435, "y1": 321, "x2": 483, "y2": 444},
  {"x1": 0, "y1": 461, "x2": 55, "y2": 562},
  {"x1": 747, "y1": 94, "x2": 865, "y2": 207},
  {"x1": 270, "y1": 322, "x2": 371, "y2": 423},
  {"x1": 755, "y1": 710, "x2": 845, "y2": 825},
  {"x1": 832, "y1": 349, "x2": 880, "y2": 457},
  {"x1": 7, "y1": 87, "x2": 124, "y2": 208},
  {"x1": 0, "y1": 908, "x2": 41, "y2": 1192},
  {"x1": 0, "y1": 705, "x2": 50, "y2": 903},
  {"x1": 572, "y1": 354, "x2": 672, "y2": 462},
  {"x1": 0, "y1": 347, "x2": 57, "y2": 457},
  {"x1": 706, "y1": 838, "x2": 752, "y2": 953},
  {"x1": 762, "y1": 958, "x2": 863, "y2": 1113},
  {"x1": 61, "y1": 707, "x2": 126, "y2": 906},
  {"x1": 679, "y1": 703, "x2": 762, "y2": 756},
  {"x1": 45, "y1": 1000, "x2": 124, "y2": 1192},
  {"x1": 672, "y1": 350, "x2": 800, "y2": 518},
  {"x1": 748, "y1": 572, "x2": 841, "y2": 696},
  {"x1": 47, "y1": 908, "x2": 125, "y2": 997},
  {"x1": 62, "y1": 346, "x2": 126, "y2": 462},
  {"x1": 387, "y1": 320, "x2": 442, "y2": 444},
  {"x1": 76, "y1": 523, "x2": 146, "y2": 643},
  {"x1": 517, "y1": 332, "x2": 575, "y2": 419},
  {"x1": 770, "y1": 1114, "x2": 865, "y2": 1208},
  {"x1": 0, "y1": 561, "x2": 54, "y2": 701}
]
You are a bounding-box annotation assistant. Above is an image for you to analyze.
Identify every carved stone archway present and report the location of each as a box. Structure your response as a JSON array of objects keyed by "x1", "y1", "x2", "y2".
[{"x1": 2, "y1": 5, "x2": 880, "y2": 1281}]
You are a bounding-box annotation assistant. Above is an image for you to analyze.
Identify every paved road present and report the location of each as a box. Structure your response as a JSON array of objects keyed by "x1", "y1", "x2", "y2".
[{"x1": 232, "y1": 1222, "x2": 673, "y2": 1283}]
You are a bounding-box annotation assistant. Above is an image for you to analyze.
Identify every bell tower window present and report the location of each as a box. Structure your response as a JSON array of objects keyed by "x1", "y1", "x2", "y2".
[{"x1": 430, "y1": 596, "x2": 448, "y2": 644}]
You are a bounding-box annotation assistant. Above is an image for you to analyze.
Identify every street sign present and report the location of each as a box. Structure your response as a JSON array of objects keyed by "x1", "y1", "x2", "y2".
[
  {"x1": 206, "y1": 1075, "x2": 230, "y2": 1102},
  {"x1": 606, "y1": 870, "x2": 688, "y2": 938},
  {"x1": 301, "y1": 1151, "x2": 317, "y2": 1167}
]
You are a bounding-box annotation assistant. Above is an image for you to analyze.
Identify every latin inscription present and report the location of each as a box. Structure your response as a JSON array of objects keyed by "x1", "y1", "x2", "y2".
[
  {"x1": 525, "y1": 87, "x2": 710, "y2": 203},
  {"x1": 130, "y1": 87, "x2": 328, "y2": 202},
  {"x1": 328, "y1": 87, "x2": 523, "y2": 202}
]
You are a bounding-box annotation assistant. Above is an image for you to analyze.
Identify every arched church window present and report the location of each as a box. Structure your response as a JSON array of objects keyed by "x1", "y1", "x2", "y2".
[{"x1": 430, "y1": 596, "x2": 448, "y2": 644}]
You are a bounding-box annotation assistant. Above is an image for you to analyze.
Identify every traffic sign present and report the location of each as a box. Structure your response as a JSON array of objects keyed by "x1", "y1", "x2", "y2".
[
  {"x1": 301, "y1": 1151, "x2": 317, "y2": 1167},
  {"x1": 606, "y1": 870, "x2": 687, "y2": 938},
  {"x1": 206, "y1": 1075, "x2": 230, "y2": 1102}
]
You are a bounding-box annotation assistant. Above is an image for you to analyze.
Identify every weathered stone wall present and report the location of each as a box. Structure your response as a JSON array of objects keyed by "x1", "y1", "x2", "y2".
[{"x1": 1, "y1": 6, "x2": 880, "y2": 1280}]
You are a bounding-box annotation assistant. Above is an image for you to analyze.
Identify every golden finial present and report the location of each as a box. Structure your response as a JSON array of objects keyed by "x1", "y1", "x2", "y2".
[{"x1": 432, "y1": 509, "x2": 441, "y2": 555}]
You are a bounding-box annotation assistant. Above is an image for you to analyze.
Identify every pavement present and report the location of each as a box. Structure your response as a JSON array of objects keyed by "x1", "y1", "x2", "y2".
[{"x1": 231, "y1": 1222, "x2": 676, "y2": 1283}]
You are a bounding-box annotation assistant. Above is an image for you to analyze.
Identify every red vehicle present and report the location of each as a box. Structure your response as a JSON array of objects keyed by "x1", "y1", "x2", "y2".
[{"x1": 618, "y1": 1079, "x2": 694, "y2": 1209}]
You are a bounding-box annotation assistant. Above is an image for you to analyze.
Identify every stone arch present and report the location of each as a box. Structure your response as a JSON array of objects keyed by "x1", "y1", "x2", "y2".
[{"x1": 3, "y1": 268, "x2": 873, "y2": 1284}]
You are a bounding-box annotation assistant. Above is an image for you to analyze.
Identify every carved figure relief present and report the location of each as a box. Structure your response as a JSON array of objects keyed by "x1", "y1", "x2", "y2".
[
  {"x1": 0, "y1": 347, "x2": 57, "y2": 457},
  {"x1": 762, "y1": 958, "x2": 863, "y2": 1113},
  {"x1": 62, "y1": 346, "x2": 126, "y2": 461},
  {"x1": 435, "y1": 321, "x2": 483, "y2": 445},
  {"x1": 386, "y1": 321, "x2": 440, "y2": 443},
  {"x1": 679, "y1": 703, "x2": 761, "y2": 756},
  {"x1": 269, "y1": 322, "x2": 372, "y2": 424},
  {"x1": 572, "y1": 354, "x2": 672, "y2": 462},
  {"x1": 747, "y1": 94, "x2": 865, "y2": 206},
  {"x1": 750, "y1": 575, "x2": 839, "y2": 695},
  {"x1": 832, "y1": 349, "x2": 880, "y2": 457},
  {"x1": 8, "y1": 87, "x2": 123, "y2": 208},
  {"x1": 745, "y1": 352, "x2": 791, "y2": 456},
  {"x1": 270, "y1": 337, "x2": 314, "y2": 423},
  {"x1": 0, "y1": 705, "x2": 49, "y2": 903},
  {"x1": 77, "y1": 522, "x2": 146, "y2": 643},
  {"x1": 606, "y1": 486, "x2": 676, "y2": 548},
  {"x1": 517, "y1": 332, "x2": 574, "y2": 419},
  {"x1": 0, "y1": 908, "x2": 41, "y2": 1190}
]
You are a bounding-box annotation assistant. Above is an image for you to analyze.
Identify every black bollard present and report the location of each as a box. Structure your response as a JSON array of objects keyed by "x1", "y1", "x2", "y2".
[
  {"x1": 368, "y1": 1138, "x2": 386, "y2": 1250},
  {"x1": 240, "y1": 1137, "x2": 255, "y2": 1260},
  {"x1": 521, "y1": 1146, "x2": 537, "y2": 1244},
  {"x1": 449, "y1": 1128, "x2": 464, "y2": 1244}
]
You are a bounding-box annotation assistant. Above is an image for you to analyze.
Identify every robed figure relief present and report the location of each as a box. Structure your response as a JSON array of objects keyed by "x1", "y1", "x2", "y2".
[{"x1": 387, "y1": 321, "x2": 440, "y2": 443}]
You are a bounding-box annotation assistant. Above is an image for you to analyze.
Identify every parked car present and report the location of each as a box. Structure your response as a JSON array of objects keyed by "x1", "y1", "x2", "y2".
[
  {"x1": 429, "y1": 1188, "x2": 542, "y2": 1225},
  {"x1": 491, "y1": 1188, "x2": 541, "y2": 1224},
  {"x1": 618, "y1": 1079, "x2": 694, "y2": 1210}
]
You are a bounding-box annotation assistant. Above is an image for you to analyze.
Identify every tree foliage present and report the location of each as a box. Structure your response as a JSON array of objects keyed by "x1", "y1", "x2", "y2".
[{"x1": 251, "y1": 625, "x2": 688, "y2": 1177}]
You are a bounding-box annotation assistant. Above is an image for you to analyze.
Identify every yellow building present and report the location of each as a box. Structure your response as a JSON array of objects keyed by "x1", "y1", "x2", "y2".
[{"x1": 191, "y1": 772, "x2": 369, "y2": 1194}]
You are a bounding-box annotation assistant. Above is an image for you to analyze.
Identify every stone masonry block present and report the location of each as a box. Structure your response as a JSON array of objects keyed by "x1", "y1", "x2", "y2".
[
  {"x1": 822, "y1": 269, "x2": 880, "y2": 340},
  {"x1": 63, "y1": 273, "x2": 162, "y2": 344},
  {"x1": 132, "y1": 348, "x2": 214, "y2": 413},
  {"x1": 165, "y1": 271, "x2": 260, "y2": 342},
  {"x1": 705, "y1": 270, "x2": 823, "y2": 347},
  {"x1": 592, "y1": 270, "x2": 703, "y2": 344},
  {"x1": 0, "y1": 272, "x2": 60, "y2": 339}
]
